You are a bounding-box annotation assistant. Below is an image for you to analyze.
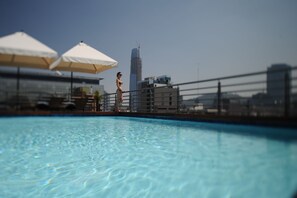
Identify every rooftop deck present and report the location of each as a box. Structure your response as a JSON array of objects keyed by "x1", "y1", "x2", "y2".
[{"x1": 1, "y1": 66, "x2": 297, "y2": 128}]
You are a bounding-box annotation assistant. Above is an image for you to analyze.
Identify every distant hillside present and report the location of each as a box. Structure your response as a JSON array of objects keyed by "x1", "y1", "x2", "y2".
[{"x1": 182, "y1": 93, "x2": 246, "y2": 108}]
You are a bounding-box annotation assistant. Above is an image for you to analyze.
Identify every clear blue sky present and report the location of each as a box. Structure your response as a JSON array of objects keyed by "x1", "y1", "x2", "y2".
[{"x1": 1, "y1": 0, "x2": 297, "y2": 93}]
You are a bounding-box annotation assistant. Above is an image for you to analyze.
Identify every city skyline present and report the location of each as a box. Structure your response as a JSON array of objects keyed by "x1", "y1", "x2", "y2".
[{"x1": 0, "y1": 0, "x2": 297, "y2": 93}]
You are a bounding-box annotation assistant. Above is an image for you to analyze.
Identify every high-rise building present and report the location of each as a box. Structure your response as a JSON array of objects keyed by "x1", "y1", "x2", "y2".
[
  {"x1": 129, "y1": 47, "x2": 142, "y2": 111},
  {"x1": 267, "y1": 64, "x2": 291, "y2": 105}
]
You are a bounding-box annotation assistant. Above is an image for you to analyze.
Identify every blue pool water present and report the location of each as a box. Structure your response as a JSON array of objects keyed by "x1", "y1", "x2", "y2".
[{"x1": 0, "y1": 116, "x2": 297, "y2": 198}]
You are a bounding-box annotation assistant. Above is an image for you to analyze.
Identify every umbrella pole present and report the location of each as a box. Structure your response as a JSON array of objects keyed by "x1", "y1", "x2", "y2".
[
  {"x1": 16, "y1": 67, "x2": 20, "y2": 110},
  {"x1": 70, "y1": 72, "x2": 73, "y2": 100}
]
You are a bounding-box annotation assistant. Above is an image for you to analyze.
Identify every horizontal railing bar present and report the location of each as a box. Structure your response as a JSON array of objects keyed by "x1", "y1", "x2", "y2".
[
  {"x1": 172, "y1": 66, "x2": 297, "y2": 87},
  {"x1": 221, "y1": 80, "x2": 266, "y2": 88},
  {"x1": 180, "y1": 85, "x2": 218, "y2": 92}
]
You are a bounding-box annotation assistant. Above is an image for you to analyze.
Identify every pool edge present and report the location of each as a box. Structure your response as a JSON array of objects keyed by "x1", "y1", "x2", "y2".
[{"x1": 0, "y1": 111, "x2": 297, "y2": 129}]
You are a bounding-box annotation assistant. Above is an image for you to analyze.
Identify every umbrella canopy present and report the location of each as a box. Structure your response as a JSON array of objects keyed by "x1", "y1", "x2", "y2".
[
  {"x1": 50, "y1": 41, "x2": 118, "y2": 74},
  {"x1": 0, "y1": 31, "x2": 58, "y2": 69}
]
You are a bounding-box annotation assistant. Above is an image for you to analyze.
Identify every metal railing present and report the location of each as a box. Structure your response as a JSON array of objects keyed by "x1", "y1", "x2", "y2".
[
  {"x1": 103, "y1": 66, "x2": 297, "y2": 118},
  {"x1": 0, "y1": 67, "x2": 296, "y2": 118}
]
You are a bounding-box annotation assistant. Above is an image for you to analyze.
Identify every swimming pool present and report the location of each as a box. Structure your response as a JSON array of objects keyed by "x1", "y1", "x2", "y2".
[{"x1": 0, "y1": 116, "x2": 296, "y2": 198}]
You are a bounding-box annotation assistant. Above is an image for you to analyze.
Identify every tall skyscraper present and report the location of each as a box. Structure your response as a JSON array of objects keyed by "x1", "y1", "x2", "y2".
[
  {"x1": 267, "y1": 64, "x2": 291, "y2": 105},
  {"x1": 129, "y1": 47, "x2": 142, "y2": 111}
]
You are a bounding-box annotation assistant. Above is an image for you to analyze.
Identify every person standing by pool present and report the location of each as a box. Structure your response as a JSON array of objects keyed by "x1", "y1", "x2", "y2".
[{"x1": 115, "y1": 72, "x2": 123, "y2": 112}]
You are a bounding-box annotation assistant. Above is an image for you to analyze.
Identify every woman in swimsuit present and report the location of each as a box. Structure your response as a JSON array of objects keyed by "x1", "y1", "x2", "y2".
[{"x1": 115, "y1": 72, "x2": 123, "y2": 111}]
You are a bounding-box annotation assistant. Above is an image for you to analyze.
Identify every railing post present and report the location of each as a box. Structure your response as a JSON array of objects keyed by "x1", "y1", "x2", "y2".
[
  {"x1": 284, "y1": 73, "x2": 290, "y2": 118},
  {"x1": 217, "y1": 81, "x2": 221, "y2": 115},
  {"x1": 247, "y1": 100, "x2": 250, "y2": 117},
  {"x1": 103, "y1": 94, "x2": 106, "y2": 112},
  {"x1": 176, "y1": 86, "x2": 180, "y2": 113},
  {"x1": 129, "y1": 92, "x2": 133, "y2": 112}
]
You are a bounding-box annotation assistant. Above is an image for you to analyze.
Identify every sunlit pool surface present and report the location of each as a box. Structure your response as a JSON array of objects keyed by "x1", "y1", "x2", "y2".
[{"x1": 0, "y1": 116, "x2": 297, "y2": 198}]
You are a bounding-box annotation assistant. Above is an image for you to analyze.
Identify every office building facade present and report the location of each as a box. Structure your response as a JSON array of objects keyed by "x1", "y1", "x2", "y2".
[
  {"x1": 138, "y1": 75, "x2": 179, "y2": 113},
  {"x1": 0, "y1": 69, "x2": 104, "y2": 110},
  {"x1": 267, "y1": 64, "x2": 291, "y2": 105}
]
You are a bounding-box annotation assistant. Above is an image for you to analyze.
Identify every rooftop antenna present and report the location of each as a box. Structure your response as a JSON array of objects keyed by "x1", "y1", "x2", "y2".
[{"x1": 136, "y1": 41, "x2": 140, "y2": 50}]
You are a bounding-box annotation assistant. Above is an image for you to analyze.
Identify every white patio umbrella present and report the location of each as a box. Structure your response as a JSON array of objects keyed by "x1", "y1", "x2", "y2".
[
  {"x1": 50, "y1": 41, "x2": 117, "y2": 73},
  {"x1": 50, "y1": 41, "x2": 118, "y2": 97},
  {"x1": 0, "y1": 31, "x2": 58, "y2": 107},
  {"x1": 0, "y1": 31, "x2": 58, "y2": 69}
]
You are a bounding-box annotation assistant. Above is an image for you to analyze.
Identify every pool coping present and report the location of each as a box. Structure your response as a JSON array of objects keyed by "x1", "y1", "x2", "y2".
[
  {"x1": 0, "y1": 111, "x2": 115, "y2": 116},
  {"x1": 116, "y1": 112, "x2": 297, "y2": 129},
  {"x1": 0, "y1": 110, "x2": 297, "y2": 129}
]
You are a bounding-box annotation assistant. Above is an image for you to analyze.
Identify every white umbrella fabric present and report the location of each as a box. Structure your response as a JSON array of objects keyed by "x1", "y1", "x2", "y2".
[
  {"x1": 50, "y1": 41, "x2": 118, "y2": 74},
  {"x1": 0, "y1": 31, "x2": 58, "y2": 108},
  {"x1": 0, "y1": 31, "x2": 58, "y2": 69},
  {"x1": 50, "y1": 41, "x2": 118, "y2": 98}
]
